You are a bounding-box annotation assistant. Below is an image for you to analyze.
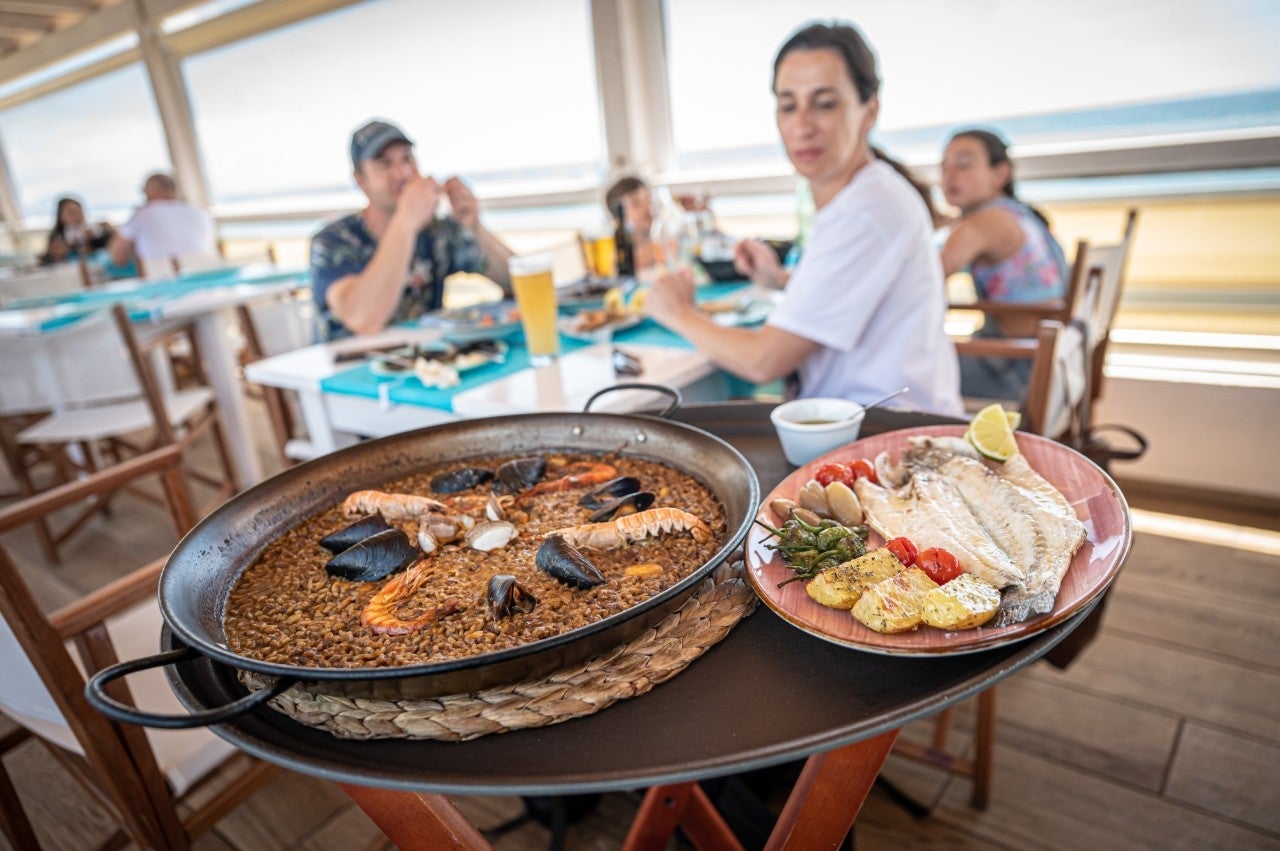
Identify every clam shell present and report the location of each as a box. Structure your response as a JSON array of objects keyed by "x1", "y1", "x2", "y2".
[{"x1": 465, "y1": 520, "x2": 518, "y2": 552}]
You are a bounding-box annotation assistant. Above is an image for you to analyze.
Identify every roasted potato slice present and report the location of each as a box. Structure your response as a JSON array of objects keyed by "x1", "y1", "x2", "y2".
[
  {"x1": 921, "y1": 573, "x2": 1001, "y2": 630},
  {"x1": 806, "y1": 547, "x2": 903, "y2": 610},
  {"x1": 851, "y1": 567, "x2": 939, "y2": 633}
]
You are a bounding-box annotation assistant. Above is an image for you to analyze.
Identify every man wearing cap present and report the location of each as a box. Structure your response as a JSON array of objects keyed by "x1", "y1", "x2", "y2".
[{"x1": 311, "y1": 119, "x2": 513, "y2": 339}]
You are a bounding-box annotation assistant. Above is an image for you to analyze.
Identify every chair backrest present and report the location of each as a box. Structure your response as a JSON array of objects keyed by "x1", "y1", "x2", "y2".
[
  {"x1": 237, "y1": 289, "x2": 317, "y2": 359},
  {"x1": 0, "y1": 264, "x2": 85, "y2": 306},
  {"x1": 1022, "y1": 318, "x2": 1090, "y2": 441},
  {"x1": 34, "y1": 311, "x2": 144, "y2": 409},
  {"x1": 1082, "y1": 208, "x2": 1139, "y2": 401},
  {"x1": 0, "y1": 446, "x2": 206, "y2": 848}
]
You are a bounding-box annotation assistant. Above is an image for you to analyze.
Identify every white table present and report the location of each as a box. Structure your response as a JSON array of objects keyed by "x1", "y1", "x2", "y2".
[
  {"x1": 0, "y1": 273, "x2": 304, "y2": 487},
  {"x1": 244, "y1": 330, "x2": 718, "y2": 461}
]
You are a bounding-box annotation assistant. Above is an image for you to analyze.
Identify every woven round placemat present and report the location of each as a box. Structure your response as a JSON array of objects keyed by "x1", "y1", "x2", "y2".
[{"x1": 238, "y1": 558, "x2": 756, "y2": 741}]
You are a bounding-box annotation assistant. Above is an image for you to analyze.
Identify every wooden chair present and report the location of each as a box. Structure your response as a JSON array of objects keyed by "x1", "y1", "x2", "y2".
[
  {"x1": 0, "y1": 445, "x2": 278, "y2": 850},
  {"x1": 952, "y1": 208, "x2": 1139, "y2": 414},
  {"x1": 893, "y1": 318, "x2": 1092, "y2": 810},
  {"x1": 13, "y1": 304, "x2": 237, "y2": 560},
  {"x1": 235, "y1": 289, "x2": 317, "y2": 466}
]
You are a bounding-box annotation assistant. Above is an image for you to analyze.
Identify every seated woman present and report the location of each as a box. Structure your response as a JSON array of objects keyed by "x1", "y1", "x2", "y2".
[
  {"x1": 604, "y1": 176, "x2": 657, "y2": 274},
  {"x1": 644, "y1": 22, "x2": 962, "y2": 417},
  {"x1": 939, "y1": 128, "x2": 1069, "y2": 401},
  {"x1": 40, "y1": 197, "x2": 114, "y2": 266}
]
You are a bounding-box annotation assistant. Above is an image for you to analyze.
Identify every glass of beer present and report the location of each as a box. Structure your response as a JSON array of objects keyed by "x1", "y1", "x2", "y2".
[
  {"x1": 580, "y1": 227, "x2": 617, "y2": 280},
  {"x1": 509, "y1": 253, "x2": 560, "y2": 366}
]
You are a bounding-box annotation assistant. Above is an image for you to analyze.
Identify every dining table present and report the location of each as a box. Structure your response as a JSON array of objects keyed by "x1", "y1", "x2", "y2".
[
  {"x1": 244, "y1": 280, "x2": 771, "y2": 461},
  {"x1": 0, "y1": 263, "x2": 309, "y2": 486},
  {"x1": 164, "y1": 401, "x2": 1123, "y2": 850}
]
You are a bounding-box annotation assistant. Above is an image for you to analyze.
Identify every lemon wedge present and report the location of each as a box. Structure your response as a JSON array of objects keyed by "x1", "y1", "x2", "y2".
[
  {"x1": 603, "y1": 286, "x2": 624, "y2": 315},
  {"x1": 967, "y1": 403, "x2": 1020, "y2": 462},
  {"x1": 628, "y1": 287, "x2": 648, "y2": 314}
]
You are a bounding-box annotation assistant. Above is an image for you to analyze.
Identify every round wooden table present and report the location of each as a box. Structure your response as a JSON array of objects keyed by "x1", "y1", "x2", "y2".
[{"x1": 168, "y1": 402, "x2": 1113, "y2": 849}]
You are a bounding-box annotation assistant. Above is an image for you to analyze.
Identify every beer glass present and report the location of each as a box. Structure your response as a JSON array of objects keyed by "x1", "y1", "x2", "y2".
[{"x1": 508, "y1": 253, "x2": 560, "y2": 366}]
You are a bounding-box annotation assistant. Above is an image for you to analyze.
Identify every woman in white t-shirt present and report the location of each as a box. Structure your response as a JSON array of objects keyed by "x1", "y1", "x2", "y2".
[{"x1": 644, "y1": 22, "x2": 962, "y2": 417}]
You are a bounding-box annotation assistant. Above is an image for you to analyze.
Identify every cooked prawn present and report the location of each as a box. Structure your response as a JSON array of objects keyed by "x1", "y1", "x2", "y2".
[
  {"x1": 360, "y1": 558, "x2": 461, "y2": 635},
  {"x1": 518, "y1": 461, "x2": 618, "y2": 501},
  {"x1": 343, "y1": 490, "x2": 450, "y2": 521},
  {"x1": 548, "y1": 507, "x2": 712, "y2": 550}
]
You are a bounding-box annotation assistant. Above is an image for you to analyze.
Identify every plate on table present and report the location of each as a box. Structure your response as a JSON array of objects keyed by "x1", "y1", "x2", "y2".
[
  {"x1": 556, "y1": 277, "x2": 637, "y2": 313},
  {"x1": 369, "y1": 340, "x2": 508, "y2": 377},
  {"x1": 426, "y1": 300, "x2": 522, "y2": 344},
  {"x1": 745, "y1": 425, "x2": 1131, "y2": 656},
  {"x1": 699, "y1": 289, "x2": 781, "y2": 326},
  {"x1": 558, "y1": 311, "x2": 643, "y2": 342}
]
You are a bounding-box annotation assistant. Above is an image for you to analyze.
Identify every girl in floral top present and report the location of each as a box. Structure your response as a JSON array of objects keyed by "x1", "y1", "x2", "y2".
[{"x1": 939, "y1": 128, "x2": 1069, "y2": 400}]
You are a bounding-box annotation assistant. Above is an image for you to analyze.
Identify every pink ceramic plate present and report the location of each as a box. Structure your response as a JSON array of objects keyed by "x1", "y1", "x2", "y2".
[{"x1": 745, "y1": 425, "x2": 1132, "y2": 656}]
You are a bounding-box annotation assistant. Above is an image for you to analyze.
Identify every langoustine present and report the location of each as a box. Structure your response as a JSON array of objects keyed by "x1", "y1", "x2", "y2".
[
  {"x1": 360, "y1": 557, "x2": 461, "y2": 635},
  {"x1": 548, "y1": 507, "x2": 712, "y2": 550}
]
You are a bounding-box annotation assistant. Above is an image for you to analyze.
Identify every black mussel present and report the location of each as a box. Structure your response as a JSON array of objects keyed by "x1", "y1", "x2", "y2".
[
  {"x1": 318, "y1": 515, "x2": 393, "y2": 554},
  {"x1": 431, "y1": 466, "x2": 495, "y2": 494},
  {"x1": 588, "y1": 491, "x2": 655, "y2": 523},
  {"x1": 486, "y1": 574, "x2": 539, "y2": 620},
  {"x1": 536, "y1": 534, "x2": 606, "y2": 589},
  {"x1": 578, "y1": 476, "x2": 642, "y2": 509},
  {"x1": 325, "y1": 529, "x2": 417, "y2": 582},
  {"x1": 493, "y1": 457, "x2": 547, "y2": 495}
]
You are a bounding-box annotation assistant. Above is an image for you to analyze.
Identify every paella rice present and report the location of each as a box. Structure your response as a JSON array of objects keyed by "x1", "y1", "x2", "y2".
[{"x1": 223, "y1": 453, "x2": 726, "y2": 668}]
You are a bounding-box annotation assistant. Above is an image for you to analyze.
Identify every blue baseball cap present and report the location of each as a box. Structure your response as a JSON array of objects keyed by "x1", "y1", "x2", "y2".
[{"x1": 350, "y1": 120, "x2": 413, "y2": 169}]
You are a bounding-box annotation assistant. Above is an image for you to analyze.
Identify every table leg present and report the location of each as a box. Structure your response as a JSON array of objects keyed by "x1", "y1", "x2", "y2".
[
  {"x1": 765, "y1": 729, "x2": 899, "y2": 851},
  {"x1": 622, "y1": 782, "x2": 742, "y2": 851},
  {"x1": 620, "y1": 728, "x2": 900, "y2": 851},
  {"x1": 339, "y1": 784, "x2": 491, "y2": 850},
  {"x1": 194, "y1": 309, "x2": 262, "y2": 486}
]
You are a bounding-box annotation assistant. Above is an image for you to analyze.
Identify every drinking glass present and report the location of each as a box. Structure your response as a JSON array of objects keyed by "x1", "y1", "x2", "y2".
[{"x1": 508, "y1": 253, "x2": 560, "y2": 366}]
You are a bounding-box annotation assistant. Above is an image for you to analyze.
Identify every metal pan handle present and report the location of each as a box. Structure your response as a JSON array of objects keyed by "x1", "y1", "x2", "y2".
[
  {"x1": 85, "y1": 646, "x2": 296, "y2": 729},
  {"x1": 584, "y1": 383, "x2": 682, "y2": 418}
]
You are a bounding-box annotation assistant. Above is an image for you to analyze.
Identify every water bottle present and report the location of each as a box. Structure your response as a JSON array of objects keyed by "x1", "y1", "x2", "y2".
[{"x1": 650, "y1": 186, "x2": 696, "y2": 272}]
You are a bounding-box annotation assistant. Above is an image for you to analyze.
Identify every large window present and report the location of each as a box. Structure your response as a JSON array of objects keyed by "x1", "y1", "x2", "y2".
[
  {"x1": 183, "y1": 0, "x2": 605, "y2": 215},
  {"x1": 0, "y1": 61, "x2": 169, "y2": 225},
  {"x1": 665, "y1": 0, "x2": 1280, "y2": 173}
]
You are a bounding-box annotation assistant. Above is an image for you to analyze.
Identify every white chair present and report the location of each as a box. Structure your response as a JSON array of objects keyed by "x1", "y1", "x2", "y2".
[
  {"x1": 235, "y1": 289, "x2": 317, "y2": 465},
  {"x1": 175, "y1": 246, "x2": 275, "y2": 276},
  {"x1": 0, "y1": 264, "x2": 86, "y2": 306},
  {"x1": 0, "y1": 445, "x2": 277, "y2": 850},
  {"x1": 14, "y1": 305, "x2": 237, "y2": 555}
]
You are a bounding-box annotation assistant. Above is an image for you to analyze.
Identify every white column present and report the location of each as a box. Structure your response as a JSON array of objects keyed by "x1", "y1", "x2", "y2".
[
  {"x1": 134, "y1": 0, "x2": 211, "y2": 209},
  {"x1": 590, "y1": 0, "x2": 675, "y2": 181},
  {"x1": 0, "y1": 129, "x2": 24, "y2": 241}
]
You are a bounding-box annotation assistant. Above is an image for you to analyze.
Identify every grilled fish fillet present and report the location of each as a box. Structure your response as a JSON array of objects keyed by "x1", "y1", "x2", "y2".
[
  {"x1": 854, "y1": 438, "x2": 1086, "y2": 625},
  {"x1": 855, "y1": 471, "x2": 1025, "y2": 589}
]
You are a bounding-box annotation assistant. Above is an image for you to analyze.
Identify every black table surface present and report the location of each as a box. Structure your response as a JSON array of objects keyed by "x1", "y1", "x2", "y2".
[{"x1": 166, "y1": 402, "x2": 1093, "y2": 795}]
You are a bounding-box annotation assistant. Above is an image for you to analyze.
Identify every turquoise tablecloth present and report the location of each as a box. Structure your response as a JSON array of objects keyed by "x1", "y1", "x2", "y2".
[
  {"x1": 320, "y1": 281, "x2": 762, "y2": 411},
  {"x1": 1, "y1": 266, "x2": 308, "y2": 332}
]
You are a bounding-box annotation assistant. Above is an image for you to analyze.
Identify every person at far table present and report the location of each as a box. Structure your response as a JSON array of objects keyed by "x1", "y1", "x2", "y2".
[
  {"x1": 605, "y1": 176, "x2": 657, "y2": 275},
  {"x1": 40, "y1": 197, "x2": 114, "y2": 266},
  {"x1": 108, "y1": 172, "x2": 216, "y2": 275},
  {"x1": 938, "y1": 127, "x2": 1070, "y2": 401},
  {"x1": 644, "y1": 22, "x2": 962, "y2": 416},
  {"x1": 311, "y1": 119, "x2": 513, "y2": 340}
]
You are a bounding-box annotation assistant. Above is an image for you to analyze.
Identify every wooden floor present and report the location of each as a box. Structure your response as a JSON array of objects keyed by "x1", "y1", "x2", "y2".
[{"x1": 2, "y1": 404, "x2": 1278, "y2": 851}]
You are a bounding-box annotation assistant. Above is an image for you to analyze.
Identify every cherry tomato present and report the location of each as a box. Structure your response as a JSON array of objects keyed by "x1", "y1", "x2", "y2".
[
  {"x1": 885, "y1": 537, "x2": 918, "y2": 566},
  {"x1": 848, "y1": 458, "x2": 878, "y2": 484},
  {"x1": 916, "y1": 547, "x2": 963, "y2": 585},
  {"x1": 814, "y1": 463, "x2": 856, "y2": 488}
]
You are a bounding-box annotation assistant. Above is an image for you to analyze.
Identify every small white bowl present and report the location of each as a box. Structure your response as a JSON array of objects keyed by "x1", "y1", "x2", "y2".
[{"x1": 770, "y1": 397, "x2": 866, "y2": 466}]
